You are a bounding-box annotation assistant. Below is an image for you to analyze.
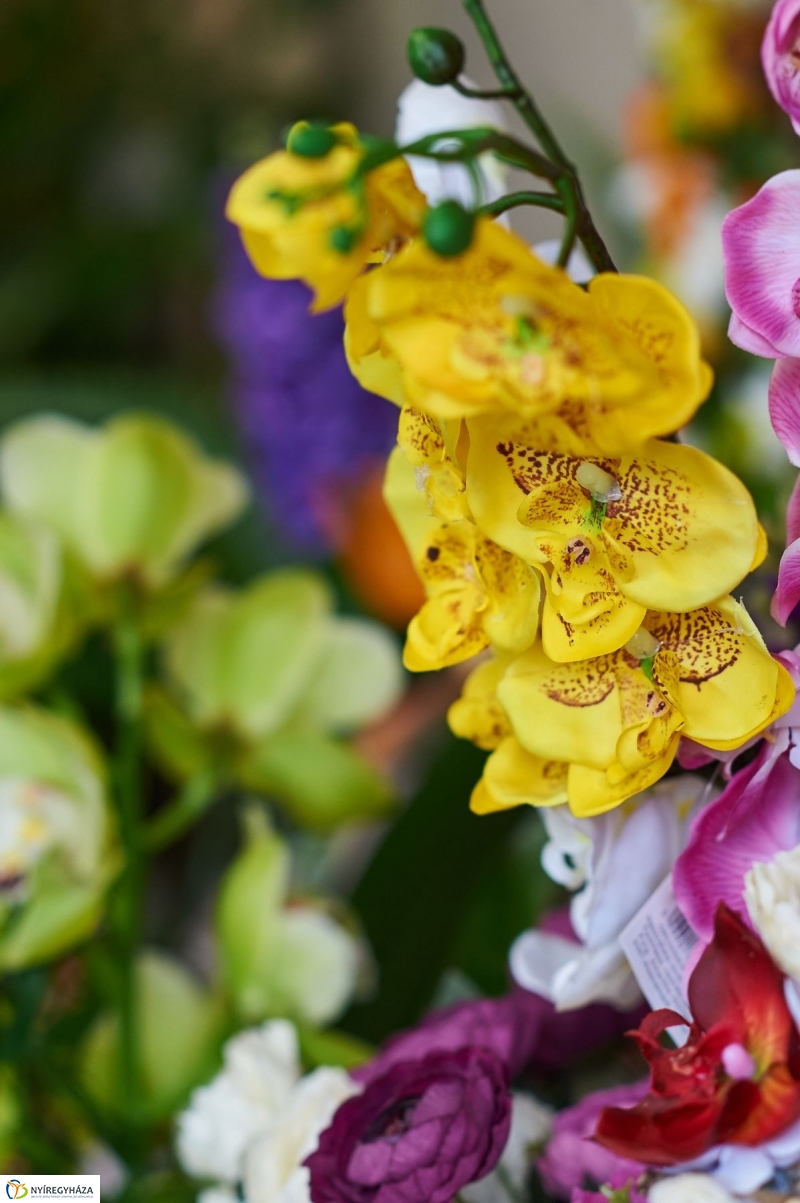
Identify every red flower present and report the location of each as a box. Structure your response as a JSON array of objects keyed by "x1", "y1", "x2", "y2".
[{"x1": 595, "y1": 905, "x2": 800, "y2": 1166}]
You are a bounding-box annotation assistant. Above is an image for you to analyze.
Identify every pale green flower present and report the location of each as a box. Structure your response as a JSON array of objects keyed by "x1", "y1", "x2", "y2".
[
  {"x1": 0, "y1": 511, "x2": 94, "y2": 698},
  {"x1": 148, "y1": 569, "x2": 403, "y2": 829},
  {"x1": 0, "y1": 413, "x2": 248, "y2": 588},
  {"x1": 216, "y1": 812, "x2": 364, "y2": 1027},
  {"x1": 0, "y1": 705, "x2": 116, "y2": 971}
]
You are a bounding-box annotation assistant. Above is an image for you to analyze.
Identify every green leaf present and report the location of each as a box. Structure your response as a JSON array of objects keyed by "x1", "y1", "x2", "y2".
[
  {"x1": 238, "y1": 731, "x2": 395, "y2": 831},
  {"x1": 343, "y1": 731, "x2": 520, "y2": 1042},
  {"x1": 80, "y1": 950, "x2": 223, "y2": 1123}
]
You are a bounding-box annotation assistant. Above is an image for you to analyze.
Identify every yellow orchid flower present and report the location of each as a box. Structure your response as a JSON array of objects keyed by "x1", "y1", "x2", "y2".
[
  {"x1": 488, "y1": 596, "x2": 793, "y2": 818},
  {"x1": 465, "y1": 414, "x2": 759, "y2": 661},
  {"x1": 344, "y1": 217, "x2": 711, "y2": 441},
  {"x1": 226, "y1": 124, "x2": 426, "y2": 312},
  {"x1": 397, "y1": 406, "x2": 469, "y2": 523},
  {"x1": 404, "y1": 519, "x2": 541, "y2": 672},
  {"x1": 448, "y1": 656, "x2": 568, "y2": 813}
]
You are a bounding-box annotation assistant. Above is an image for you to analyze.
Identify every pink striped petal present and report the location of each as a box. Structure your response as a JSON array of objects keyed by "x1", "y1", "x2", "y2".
[
  {"x1": 770, "y1": 357, "x2": 800, "y2": 464},
  {"x1": 773, "y1": 536, "x2": 800, "y2": 625},
  {"x1": 723, "y1": 171, "x2": 800, "y2": 359}
]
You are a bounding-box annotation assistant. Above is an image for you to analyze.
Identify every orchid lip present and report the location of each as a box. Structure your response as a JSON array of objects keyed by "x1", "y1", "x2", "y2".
[{"x1": 721, "y1": 1042, "x2": 757, "y2": 1082}]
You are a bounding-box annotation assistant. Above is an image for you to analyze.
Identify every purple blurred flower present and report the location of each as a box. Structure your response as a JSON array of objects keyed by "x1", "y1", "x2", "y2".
[
  {"x1": 213, "y1": 221, "x2": 398, "y2": 555},
  {"x1": 355, "y1": 986, "x2": 642, "y2": 1091},
  {"x1": 763, "y1": 0, "x2": 800, "y2": 134},
  {"x1": 539, "y1": 1080, "x2": 649, "y2": 1200},
  {"x1": 305, "y1": 1047, "x2": 511, "y2": 1203}
]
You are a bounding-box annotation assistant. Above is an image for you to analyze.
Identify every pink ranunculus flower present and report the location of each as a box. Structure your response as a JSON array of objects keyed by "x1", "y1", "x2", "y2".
[
  {"x1": 763, "y1": 0, "x2": 800, "y2": 135},
  {"x1": 723, "y1": 171, "x2": 800, "y2": 362},
  {"x1": 538, "y1": 1080, "x2": 649, "y2": 1200}
]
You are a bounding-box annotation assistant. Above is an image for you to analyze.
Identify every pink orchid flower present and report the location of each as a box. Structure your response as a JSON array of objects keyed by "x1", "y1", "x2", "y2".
[
  {"x1": 723, "y1": 171, "x2": 800, "y2": 362},
  {"x1": 763, "y1": 0, "x2": 800, "y2": 136}
]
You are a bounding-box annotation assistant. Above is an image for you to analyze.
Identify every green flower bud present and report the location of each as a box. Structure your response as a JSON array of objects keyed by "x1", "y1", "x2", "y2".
[
  {"x1": 80, "y1": 951, "x2": 222, "y2": 1122},
  {"x1": 0, "y1": 706, "x2": 116, "y2": 971},
  {"x1": 287, "y1": 122, "x2": 338, "y2": 159},
  {"x1": 330, "y1": 225, "x2": 358, "y2": 254},
  {"x1": 216, "y1": 809, "x2": 362, "y2": 1027},
  {"x1": 423, "y1": 200, "x2": 476, "y2": 257},
  {"x1": 0, "y1": 414, "x2": 248, "y2": 591},
  {"x1": 407, "y1": 27, "x2": 465, "y2": 86}
]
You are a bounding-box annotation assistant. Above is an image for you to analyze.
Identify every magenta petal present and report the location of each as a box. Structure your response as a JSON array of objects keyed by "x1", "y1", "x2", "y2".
[
  {"x1": 723, "y1": 171, "x2": 800, "y2": 359},
  {"x1": 770, "y1": 357, "x2": 800, "y2": 465},
  {"x1": 762, "y1": 0, "x2": 800, "y2": 132},
  {"x1": 673, "y1": 750, "x2": 800, "y2": 941},
  {"x1": 774, "y1": 537, "x2": 800, "y2": 624},
  {"x1": 728, "y1": 312, "x2": 783, "y2": 358}
]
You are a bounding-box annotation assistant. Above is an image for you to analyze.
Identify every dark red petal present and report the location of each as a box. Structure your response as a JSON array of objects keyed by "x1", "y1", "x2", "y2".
[
  {"x1": 688, "y1": 904, "x2": 793, "y2": 1066},
  {"x1": 721, "y1": 1065, "x2": 800, "y2": 1147},
  {"x1": 595, "y1": 1096, "x2": 724, "y2": 1166}
]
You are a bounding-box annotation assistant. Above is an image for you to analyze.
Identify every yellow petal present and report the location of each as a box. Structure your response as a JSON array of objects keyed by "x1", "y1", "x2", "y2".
[
  {"x1": 498, "y1": 644, "x2": 623, "y2": 771},
  {"x1": 649, "y1": 597, "x2": 791, "y2": 748},
  {"x1": 448, "y1": 656, "x2": 513, "y2": 750},
  {"x1": 470, "y1": 736, "x2": 568, "y2": 814},
  {"x1": 566, "y1": 737, "x2": 681, "y2": 818}
]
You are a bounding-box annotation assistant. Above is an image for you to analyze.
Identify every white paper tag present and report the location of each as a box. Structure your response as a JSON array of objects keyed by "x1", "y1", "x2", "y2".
[{"x1": 619, "y1": 874, "x2": 697, "y2": 1024}]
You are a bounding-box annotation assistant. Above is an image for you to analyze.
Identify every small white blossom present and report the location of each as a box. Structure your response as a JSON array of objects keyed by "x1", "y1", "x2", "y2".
[
  {"x1": 649, "y1": 1175, "x2": 737, "y2": 1203},
  {"x1": 176, "y1": 1020, "x2": 299, "y2": 1184},
  {"x1": 243, "y1": 1066, "x2": 359, "y2": 1203},
  {"x1": 511, "y1": 775, "x2": 708, "y2": 1009}
]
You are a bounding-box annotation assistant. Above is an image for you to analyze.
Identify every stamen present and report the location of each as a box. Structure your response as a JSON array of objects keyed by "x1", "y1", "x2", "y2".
[
  {"x1": 576, "y1": 461, "x2": 622, "y2": 503},
  {"x1": 625, "y1": 628, "x2": 661, "y2": 661}
]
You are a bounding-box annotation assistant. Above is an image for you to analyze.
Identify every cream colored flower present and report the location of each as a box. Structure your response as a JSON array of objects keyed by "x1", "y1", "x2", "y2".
[{"x1": 745, "y1": 844, "x2": 800, "y2": 982}]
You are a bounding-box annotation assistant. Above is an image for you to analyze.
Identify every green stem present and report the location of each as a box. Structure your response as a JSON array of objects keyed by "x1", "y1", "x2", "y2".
[
  {"x1": 112, "y1": 590, "x2": 145, "y2": 1132},
  {"x1": 479, "y1": 189, "x2": 564, "y2": 219},
  {"x1": 453, "y1": 79, "x2": 519, "y2": 101},
  {"x1": 145, "y1": 771, "x2": 219, "y2": 853},
  {"x1": 461, "y1": 0, "x2": 617, "y2": 273},
  {"x1": 394, "y1": 128, "x2": 561, "y2": 182}
]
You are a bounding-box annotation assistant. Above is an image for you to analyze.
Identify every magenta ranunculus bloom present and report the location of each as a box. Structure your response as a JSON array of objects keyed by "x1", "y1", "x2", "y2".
[
  {"x1": 763, "y1": 0, "x2": 800, "y2": 135},
  {"x1": 538, "y1": 1080, "x2": 649, "y2": 1200},
  {"x1": 723, "y1": 170, "x2": 800, "y2": 361},
  {"x1": 305, "y1": 1047, "x2": 511, "y2": 1203}
]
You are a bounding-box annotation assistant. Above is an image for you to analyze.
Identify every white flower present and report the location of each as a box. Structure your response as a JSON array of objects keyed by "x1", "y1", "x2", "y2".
[
  {"x1": 243, "y1": 1066, "x2": 359, "y2": 1203},
  {"x1": 745, "y1": 842, "x2": 800, "y2": 981},
  {"x1": 176, "y1": 1020, "x2": 299, "y2": 1184},
  {"x1": 395, "y1": 78, "x2": 508, "y2": 208},
  {"x1": 510, "y1": 774, "x2": 708, "y2": 1009},
  {"x1": 177, "y1": 1019, "x2": 360, "y2": 1203},
  {"x1": 675, "y1": 1113, "x2": 800, "y2": 1196},
  {"x1": 649, "y1": 1174, "x2": 737, "y2": 1203},
  {"x1": 461, "y1": 1092, "x2": 552, "y2": 1203}
]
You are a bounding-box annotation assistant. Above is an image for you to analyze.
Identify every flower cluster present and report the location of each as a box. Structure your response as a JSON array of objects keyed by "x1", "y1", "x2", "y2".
[{"x1": 208, "y1": 2, "x2": 800, "y2": 1201}]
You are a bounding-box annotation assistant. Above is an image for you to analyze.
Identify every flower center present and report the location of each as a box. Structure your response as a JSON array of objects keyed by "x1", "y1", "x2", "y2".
[
  {"x1": 365, "y1": 1097, "x2": 420, "y2": 1143},
  {"x1": 721, "y1": 1042, "x2": 756, "y2": 1081}
]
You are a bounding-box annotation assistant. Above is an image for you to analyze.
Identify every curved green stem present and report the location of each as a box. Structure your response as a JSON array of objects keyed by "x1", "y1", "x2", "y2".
[
  {"x1": 394, "y1": 128, "x2": 560, "y2": 182},
  {"x1": 479, "y1": 189, "x2": 564, "y2": 218},
  {"x1": 145, "y1": 770, "x2": 219, "y2": 853},
  {"x1": 452, "y1": 79, "x2": 519, "y2": 101},
  {"x1": 461, "y1": 0, "x2": 617, "y2": 273},
  {"x1": 112, "y1": 590, "x2": 145, "y2": 1129}
]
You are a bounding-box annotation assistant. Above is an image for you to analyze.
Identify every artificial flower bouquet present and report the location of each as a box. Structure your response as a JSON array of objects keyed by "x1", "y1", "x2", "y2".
[{"x1": 9, "y1": 1, "x2": 800, "y2": 1202}]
